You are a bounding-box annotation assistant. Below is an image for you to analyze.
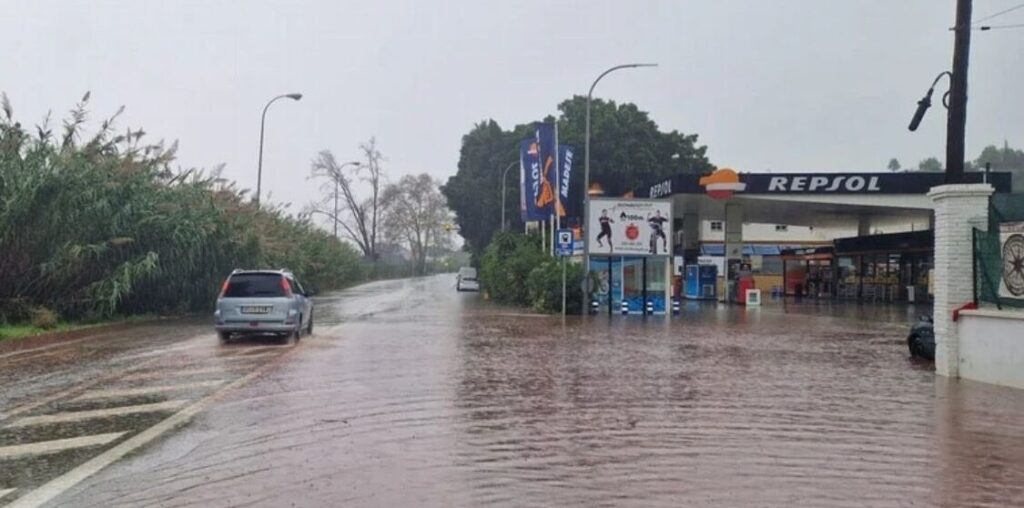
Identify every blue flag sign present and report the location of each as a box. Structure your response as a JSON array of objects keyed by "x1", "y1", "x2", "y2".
[
  {"x1": 520, "y1": 123, "x2": 562, "y2": 221},
  {"x1": 520, "y1": 138, "x2": 545, "y2": 221},
  {"x1": 535, "y1": 123, "x2": 557, "y2": 216},
  {"x1": 558, "y1": 145, "x2": 574, "y2": 216}
]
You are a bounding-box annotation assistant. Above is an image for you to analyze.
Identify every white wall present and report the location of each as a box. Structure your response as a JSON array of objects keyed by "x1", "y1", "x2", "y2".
[{"x1": 958, "y1": 309, "x2": 1024, "y2": 389}]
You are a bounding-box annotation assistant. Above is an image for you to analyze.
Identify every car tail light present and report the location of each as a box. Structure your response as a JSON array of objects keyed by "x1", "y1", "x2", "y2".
[
  {"x1": 280, "y1": 276, "x2": 293, "y2": 297},
  {"x1": 219, "y1": 278, "x2": 230, "y2": 298}
]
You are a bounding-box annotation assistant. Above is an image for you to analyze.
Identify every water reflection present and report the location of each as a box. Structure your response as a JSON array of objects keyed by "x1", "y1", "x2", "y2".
[{"x1": 454, "y1": 301, "x2": 1024, "y2": 507}]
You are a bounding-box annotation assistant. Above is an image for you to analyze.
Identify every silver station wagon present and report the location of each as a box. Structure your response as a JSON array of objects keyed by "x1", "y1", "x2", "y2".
[{"x1": 213, "y1": 269, "x2": 314, "y2": 343}]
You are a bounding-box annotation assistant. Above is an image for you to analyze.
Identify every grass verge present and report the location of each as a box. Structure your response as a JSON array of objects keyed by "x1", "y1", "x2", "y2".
[{"x1": 0, "y1": 315, "x2": 159, "y2": 342}]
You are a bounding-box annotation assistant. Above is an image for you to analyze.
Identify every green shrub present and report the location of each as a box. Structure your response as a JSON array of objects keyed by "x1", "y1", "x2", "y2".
[
  {"x1": 479, "y1": 231, "x2": 547, "y2": 305},
  {"x1": 0, "y1": 95, "x2": 368, "y2": 321},
  {"x1": 478, "y1": 231, "x2": 584, "y2": 313},
  {"x1": 526, "y1": 259, "x2": 585, "y2": 314}
]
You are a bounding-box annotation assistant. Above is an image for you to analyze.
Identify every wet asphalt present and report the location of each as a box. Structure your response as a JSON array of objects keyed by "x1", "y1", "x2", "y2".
[{"x1": 1, "y1": 275, "x2": 1023, "y2": 507}]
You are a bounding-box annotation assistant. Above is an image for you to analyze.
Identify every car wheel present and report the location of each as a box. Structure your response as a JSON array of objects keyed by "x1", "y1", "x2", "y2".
[
  {"x1": 218, "y1": 331, "x2": 231, "y2": 344},
  {"x1": 306, "y1": 312, "x2": 314, "y2": 336},
  {"x1": 277, "y1": 331, "x2": 293, "y2": 345},
  {"x1": 293, "y1": 317, "x2": 303, "y2": 342}
]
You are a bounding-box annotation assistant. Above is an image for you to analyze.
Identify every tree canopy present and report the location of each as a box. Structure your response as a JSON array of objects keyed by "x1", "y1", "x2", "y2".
[
  {"x1": 442, "y1": 96, "x2": 713, "y2": 258},
  {"x1": 909, "y1": 142, "x2": 1022, "y2": 175},
  {"x1": 975, "y1": 143, "x2": 1024, "y2": 170},
  {"x1": 918, "y1": 157, "x2": 943, "y2": 172},
  {"x1": 381, "y1": 173, "x2": 452, "y2": 275}
]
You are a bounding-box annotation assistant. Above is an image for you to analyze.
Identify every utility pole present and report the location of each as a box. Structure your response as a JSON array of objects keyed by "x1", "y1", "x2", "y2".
[{"x1": 945, "y1": 0, "x2": 972, "y2": 184}]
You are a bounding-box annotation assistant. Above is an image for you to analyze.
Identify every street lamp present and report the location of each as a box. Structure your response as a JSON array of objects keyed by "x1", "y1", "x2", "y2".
[
  {"x1": 333, "y1": 161, "x2": 361, "y2": 237},
  {"x1": 256, "y1": 92, "x2": 303, "y2": 208},
  {"x1": 907, "y1": 71, "x2": 952, "y2": 132},
  {"x1": 582, "y1": 63, "x2": 657, "y2": 311},
  {"x1": 500, "y1": 160, "x2": 518, "y2": 231}
]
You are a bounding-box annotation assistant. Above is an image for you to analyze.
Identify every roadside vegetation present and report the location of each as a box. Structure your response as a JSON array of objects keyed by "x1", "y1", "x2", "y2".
[
  {"x1": 0, "y1": 94, "x2": 373, "y2": 330},
  {"x1": 478, "y1": 231, "x2": 584, "y2": 314}
]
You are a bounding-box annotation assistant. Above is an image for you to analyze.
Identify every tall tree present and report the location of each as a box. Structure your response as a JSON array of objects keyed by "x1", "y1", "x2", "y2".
[
  {"x1": 553, "y1": 96, "x2": 714, "y2": 199},
  {"x1": 442, "y1": 97, "x2": 713, "y2": 258},
  {"x1": 441, "y1": 120, "x2": 529, "y2": 258},
  {"x1": 360, "y1": 138, "x2": 386, "y2": 259},
  {"x1": 975, "y1": 142, "x2": 1024, "y2": 170},
  {"x1": 918, "y1": 157, "x2": 943, "y2": 172},
  {"x1": 887, "y1": 158, "x2": 901, "y2": 172},
  {"x1": 381, "y1": 173, "x2": 452, "y2": 275},
  {"x1": 307, "y1": 138, "x2": 387, "y2": 259}
]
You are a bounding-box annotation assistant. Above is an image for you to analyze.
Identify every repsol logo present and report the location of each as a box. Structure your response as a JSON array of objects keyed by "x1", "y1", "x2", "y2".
[
  {"x1": 768, "y1": 175, "x2": 882, "y2": 192},
  {"x1": 650, "y1": 179, "x2": 672, "y2": 198}
]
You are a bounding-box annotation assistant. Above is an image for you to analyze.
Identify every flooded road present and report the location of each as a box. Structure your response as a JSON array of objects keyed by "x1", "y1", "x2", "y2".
[{"x1": 2, "y1": 275, "x2": 1023, "y2": 507}]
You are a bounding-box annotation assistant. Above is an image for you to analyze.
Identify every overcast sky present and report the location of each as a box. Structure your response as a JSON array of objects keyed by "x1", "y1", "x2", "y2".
[{"x1": 4, "y1": 1, "x2": 1022, "y2": 221}]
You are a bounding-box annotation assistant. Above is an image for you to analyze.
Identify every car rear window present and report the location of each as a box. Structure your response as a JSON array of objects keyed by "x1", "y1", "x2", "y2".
[{"x1": 224, "y1": 273, "x2": 285, "y2": 298}]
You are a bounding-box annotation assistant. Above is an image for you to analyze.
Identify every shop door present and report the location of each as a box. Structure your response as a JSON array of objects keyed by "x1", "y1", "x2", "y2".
[{"x1": 622, "y1": 257, "x2": 643, "y2": 313}]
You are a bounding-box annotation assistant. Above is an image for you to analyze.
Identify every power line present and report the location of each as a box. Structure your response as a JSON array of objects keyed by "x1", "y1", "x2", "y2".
[
  {"x1": 978, "y1": 22, "x2": 1024, "y2": 29},
  {"x1": 972, "y1": 2, "x2": 1024, "y2": 24}
]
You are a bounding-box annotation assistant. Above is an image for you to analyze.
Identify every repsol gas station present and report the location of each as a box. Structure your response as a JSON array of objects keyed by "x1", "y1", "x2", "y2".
[{"x1": 585, "y1": 168, "x2": 1012, "y2": 314}]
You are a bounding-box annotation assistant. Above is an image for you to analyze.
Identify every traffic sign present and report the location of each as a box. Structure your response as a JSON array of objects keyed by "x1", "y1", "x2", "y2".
[{"x1": 556, "y1": 229, "x2": 573, "y2": 257}]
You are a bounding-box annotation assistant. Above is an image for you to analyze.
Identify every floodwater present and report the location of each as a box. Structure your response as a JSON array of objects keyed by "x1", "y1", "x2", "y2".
[{"x1": 2, "y1": 275, "x2": 1023, "y2": 507}]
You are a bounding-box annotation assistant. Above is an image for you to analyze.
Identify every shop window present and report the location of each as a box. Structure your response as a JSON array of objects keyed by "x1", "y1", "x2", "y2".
[
  {"x1": 774, "y1": 225, "x2": 788, "y2": 232},
  {"x1": 760, "y1": 256, "x2": 783, "y2": 275},
  {"x1": 710, "y1": 221, "x2": 723, "y2": 232}
]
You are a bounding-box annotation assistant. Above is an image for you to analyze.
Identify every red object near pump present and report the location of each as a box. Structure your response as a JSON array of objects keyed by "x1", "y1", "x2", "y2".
[{"x1": 737, "y1": 276, "x2": 756, "y2": 304}]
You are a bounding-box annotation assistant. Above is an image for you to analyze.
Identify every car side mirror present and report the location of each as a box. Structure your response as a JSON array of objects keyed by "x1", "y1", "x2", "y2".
[{"x1": 305, "y1": 289, "x2": 317, "y2": 297}]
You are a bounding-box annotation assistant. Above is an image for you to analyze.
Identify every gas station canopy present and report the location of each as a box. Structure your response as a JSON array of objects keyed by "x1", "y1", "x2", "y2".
[{"x1": 636, "y1": 171, "x2": 1012, "y2": 229}]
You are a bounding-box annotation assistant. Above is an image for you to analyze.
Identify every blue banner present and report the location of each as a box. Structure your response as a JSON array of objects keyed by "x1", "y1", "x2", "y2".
[
  {"x1": 535, "y1": 123, "x2": 557, "y2": 217},
  {"x1": 558, "y1": 145, "x2": 574, "y2": 216},
  {"x1": 520, "y1": 123, "x2": 559, "y2": 221},
  {"x1": 520, "y1": 138, "x2": 546, "y2": 221}
]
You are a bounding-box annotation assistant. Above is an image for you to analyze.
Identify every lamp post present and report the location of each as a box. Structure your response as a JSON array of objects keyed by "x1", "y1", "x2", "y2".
[
  {"x1": 256, "y1": 92, "x2": 303, "y2": 208},
  {"x1": 500, "y1": 161, "x2": 518, "y2": 231},
  {"x1": 582, "y1": 63, "x2": 657, "y2": 312},
  {"x1": 333, "y1": 161, "x2": 361, "y2": 237},
  {"x1": 906, "y1": 0, "x2": 973, "y2": 185}
]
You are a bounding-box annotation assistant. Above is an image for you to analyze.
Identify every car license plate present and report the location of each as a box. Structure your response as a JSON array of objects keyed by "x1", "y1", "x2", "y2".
[{"x1": 241, "y1": 305, "x2": 272, "y2": 314}]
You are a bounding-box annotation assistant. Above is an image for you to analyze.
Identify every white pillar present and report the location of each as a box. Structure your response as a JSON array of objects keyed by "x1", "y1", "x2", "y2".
[
  {"x1": 857, "y1": 215, "x2": 871, "y2": 236},
  {"x1": 927, "y1": 184, "x2": 994, "y2": 378}
]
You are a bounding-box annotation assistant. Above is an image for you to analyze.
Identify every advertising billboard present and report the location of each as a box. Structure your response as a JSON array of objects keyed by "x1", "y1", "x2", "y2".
[{"x1": 587, "y1": 198, "x2": 673, "y2": 256}]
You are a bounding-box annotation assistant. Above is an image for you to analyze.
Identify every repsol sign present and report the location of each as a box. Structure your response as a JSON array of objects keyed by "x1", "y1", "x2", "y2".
[
  {"x1": 649, "y1": 179, "x2": 673, "y2": 198},
  {"x1": 644, "y1": 171, "x2": 1011, "y2": 197},
  {"x1": 766, "y1": 175, "x2": 881, "y2": 192}
]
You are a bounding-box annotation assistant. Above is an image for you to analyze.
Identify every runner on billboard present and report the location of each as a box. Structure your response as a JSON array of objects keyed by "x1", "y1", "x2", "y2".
[
  {"x1": 595, "y1": 209, "x2": 614, "y2": 252},
  {"x1": 647, "y1": 209, "x2": 669, "y2": 255}
]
